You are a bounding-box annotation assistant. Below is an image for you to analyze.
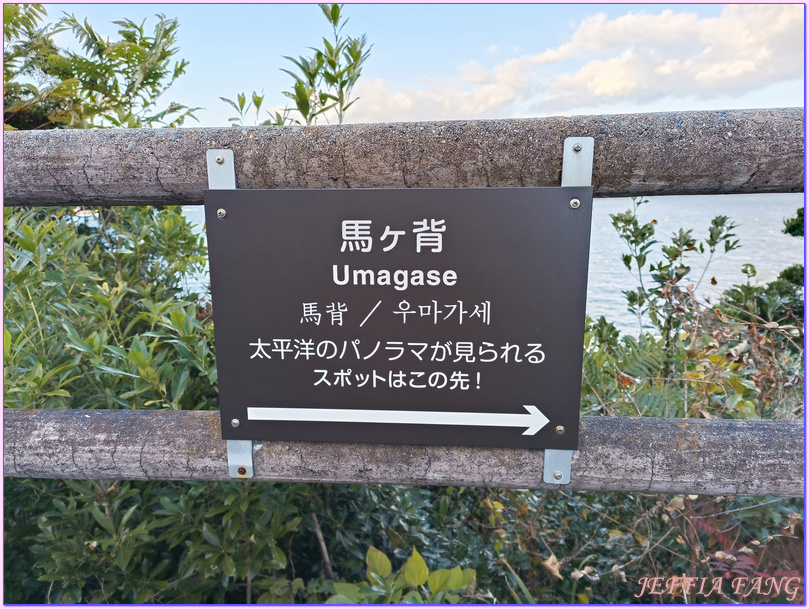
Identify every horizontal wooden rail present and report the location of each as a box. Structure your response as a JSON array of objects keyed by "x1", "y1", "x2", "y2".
[
  {"x1": 4, "y1": 409, "x2": 803, "y2": 496},
  {"x1": 4, "y1": 107, "x2": 803, "y2": 207}
]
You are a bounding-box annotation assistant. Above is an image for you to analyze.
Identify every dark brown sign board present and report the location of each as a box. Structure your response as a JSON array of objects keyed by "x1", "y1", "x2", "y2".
[{"x1": 204, "y1": 187, "x2": 592, "y2": 450}]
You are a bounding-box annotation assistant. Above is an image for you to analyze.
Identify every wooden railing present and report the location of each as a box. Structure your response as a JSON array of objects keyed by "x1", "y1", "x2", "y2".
[{"x1": 3, "y1": 107, "x2": 804, "y2": 496}]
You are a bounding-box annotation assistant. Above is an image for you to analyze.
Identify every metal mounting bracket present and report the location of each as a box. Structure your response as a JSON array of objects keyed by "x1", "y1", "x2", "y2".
[
  {"x1": 207, "y1": 149, "x2": 251, "y2": 479},
  {"x1": 227, "y1": 440, "x2": 254, "y2": 478},
  {"x1": 543, "y1": 449, "x2": 574, "y2": 485},
  {"x1": 561, "y1": 137, "x2": 594, "y2": 187},
  {"x1": 543, "y1": 137, "x2": 594, "y2": 485},
  {"x1": 206, "y1": 149, "x2": 236, "y2": 190}
]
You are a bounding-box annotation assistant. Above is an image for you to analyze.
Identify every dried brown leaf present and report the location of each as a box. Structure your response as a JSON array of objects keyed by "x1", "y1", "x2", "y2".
[{"x1": 542, "y1": 553, "x2": 564, "y2": 580}]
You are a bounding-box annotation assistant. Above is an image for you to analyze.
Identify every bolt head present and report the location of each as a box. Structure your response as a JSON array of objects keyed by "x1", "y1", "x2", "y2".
[
  {"x1": 572, "y1": 143, "x2": 583, "y2": 152},
  {"x1": 237, "y1": 466, "x2": 247, "y2": 476},
  {"x1": 553, "y1": 471, "x2": 564, "y2": 481},
  {"x1": 230, "y1": 418, "x2": 240, "y2": 428},
  {"x1": 555, "y1": 425, "x2": 565, "y2": 435},
  {"x1": 217, "y1": 208, "x2": 227, "y2": 219},
  {"x1": 215, "y1": 155, "x2": 225, "y2": 165},
  {"x1": 569, "y1": 198, "x2": 581, "y2": 209}
]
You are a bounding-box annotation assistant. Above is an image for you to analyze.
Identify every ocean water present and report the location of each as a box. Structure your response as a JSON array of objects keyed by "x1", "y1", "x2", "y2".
[
  {"x1": 182, "y1": 192, "x2": 804, "y2": 336},
  {"x1": 586, "y1": 193, "x2": 804, "y2": 334}
]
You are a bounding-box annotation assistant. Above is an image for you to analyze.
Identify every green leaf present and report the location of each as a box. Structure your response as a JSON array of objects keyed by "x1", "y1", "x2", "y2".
[
  {"x1": 37, "y1": 574, "x2": 68, "y2": 582},
  {"x1": 278, "y1": 515, "x2": 302, "y2": 536},
  {"x1": 120, "y1": 504, "x2": 138, "y2": 529},
  {"x1": 171, "y1": 367, "x2": 189, "y2": 401},
  {"x1": 403, "y1": 590, "x2": 424, "y2": 603},
  {"x1": 270, "y1": 544, "x2": 287, "y2": 569},
  {"x1": 115, "y1": 544, "x2": 133, "y2": 570},
  {"x1": 404, "y1": 547, "x2": 429, "y2": 586},
  {"x1": 736, "y1": 399, "x2": 757, "y2": 419},
  {"x1": 201, "y1": 523, "x2": 220, "y2": 547},
  {"x1": 221, "y1": 555, "x2": 236, "y2": 577},
  {"x1": 251, "y1": 91, "x2": 264, "y2": 110},
  {"x1": 41, "y1": 389, "x2": 70, "y2": 397},
  {"x1": 428, "y1": 568, "x2": 452, "y2": 595},
  {"x1": 366, "y1": 546, "x2": 392, "y2": 577},
  {"x1": 157, "y1": 495, "x2": 182, "y2": 514},
  {"x1": 448, "y1": 565, "x2": 465, "y2": 589},
  {"x1": 333, "y1": 582, "x2": 360, "y2": 596},
  {"x1": 461, "y1": 568, "x2": 476, "y2": 587},
  {"x1": 326, "y1": 593, "x2": 360, "y2": 604},
  {"x1": 92, "y1": 507, "x2": 115, "y2": 534},
  {"x1": 621, "y1": 254, "x2": 632, "y2": 270},
  {"x1": 63, "y1": 324, "x2": 95, "y2": 354},
  {"x1": 11, "y1": 252, "x2": 32, "y2": 271},
  {"x1": 97, "y1": 364, "x2": 139, "y2": 378}
]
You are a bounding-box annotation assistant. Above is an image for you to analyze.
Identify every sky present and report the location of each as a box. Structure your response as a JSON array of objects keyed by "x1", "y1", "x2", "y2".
[{"x1": 43, "y1": 3, "x2": 806, "y2": 127}]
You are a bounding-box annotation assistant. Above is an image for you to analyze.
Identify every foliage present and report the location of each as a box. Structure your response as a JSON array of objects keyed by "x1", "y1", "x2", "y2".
[
  {"x1": 326, "y1": 547, "x2": 476, "y2": 604},
  {"x1": 581, "y1": 198, "x2": 804, "y2": 422},
  {"x1": 782, "y1": 206, "x2": 804, "y2": 238},
  {"x1": 6, "y1": 476, "x2": 312, "y2": 603},
  {"x1": 610, "y1": 197, "x2": 739, "y2": 339},
  {"x1": 464, "y1": 488, "x2": 803, "y2": 604},
  {"x1": 3, "y1": 4, "x2": 63, "y2": 130},
  {"x1": 219, "y1": 90, "x2": 293, "y2": 128},
  {"x1": 4, "y1": 4, "x2": 197, "y2": 129},
  {"x1": 2, "y1": 184, "x2": 476, "y2": 605},
  {"x1": 222, "y1": 4, "x2": 371, "y2": 126},
  {"x1": 6, "y1": 476, "x2": 803, "y2": 603},
  {"x1": 4, "y1": 207, "x2": 214, "y2": 412}
]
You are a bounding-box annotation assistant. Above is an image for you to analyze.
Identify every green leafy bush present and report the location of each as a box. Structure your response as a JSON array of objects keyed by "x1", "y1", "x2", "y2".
[
  {"x1": 221, "y1": 3, "x2": 371, "y2": 126},
  {"x1": 4, "y1": 5, "x2": 197, "y2": 129},
  {"x1": 326, "y1": 547, "x2": 476, "y2": 604},
  {"x1": 580, "y1": 198, "x2": 804, "y2": 422},
  {"x1": 4, "y1": 207, "x2": 215, "y2": 412}
]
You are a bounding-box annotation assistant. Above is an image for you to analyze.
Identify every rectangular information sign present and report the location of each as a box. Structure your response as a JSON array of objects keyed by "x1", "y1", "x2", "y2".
[{"x1": 204, "y1": 187, "x2": 592, "y2": 450}]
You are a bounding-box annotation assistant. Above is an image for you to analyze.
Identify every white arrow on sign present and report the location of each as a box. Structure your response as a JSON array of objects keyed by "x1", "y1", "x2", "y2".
[{"x1": 246, "y1": 405, "x2": 550, "y2": 436}]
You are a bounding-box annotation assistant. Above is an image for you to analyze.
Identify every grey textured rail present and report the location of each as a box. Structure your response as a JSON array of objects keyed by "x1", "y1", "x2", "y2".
[
  {"x1": 4, "y1": 409, "x2": 803, "y2": 496},
  {"x1": 3, "y1": 107, "x2": 803, "y2": 207}
]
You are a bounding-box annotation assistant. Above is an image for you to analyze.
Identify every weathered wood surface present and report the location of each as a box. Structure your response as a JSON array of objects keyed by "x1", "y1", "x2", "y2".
[
  {"x1": 4, "y1": 107, "x2": 803, "y2": 207},
  {"x1": 4, "y1": 409, "x2": 803, "y2": 496}
]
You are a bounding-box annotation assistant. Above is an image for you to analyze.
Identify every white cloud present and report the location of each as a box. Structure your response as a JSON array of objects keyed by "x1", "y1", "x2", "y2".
[
  {"x1": 459, "y1": 61, "x2": 491, "y2": 85},
  {"x1": 534, "y1": 4, "x2": 804, "y2": 113},
  {"x1": 347, "y1": 53, "x2": 543, "y2": 123},
  {"x1": 346, "y1": 5, "x2": 804, "y2": 123}
]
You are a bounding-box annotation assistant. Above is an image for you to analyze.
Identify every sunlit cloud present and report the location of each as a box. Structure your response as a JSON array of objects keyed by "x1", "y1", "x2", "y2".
[
  {"x1": 347, "y1": 4, "x2": 803, "y2": 123},
  {"x1": 534, "y1": 4, "x2": 804, "y2": 112}
]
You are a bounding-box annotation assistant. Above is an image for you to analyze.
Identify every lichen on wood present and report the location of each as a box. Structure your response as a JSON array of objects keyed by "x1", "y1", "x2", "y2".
[
  {"x1": 4, "y1": 108, "x2": 804, "y2": 207},
  {"x1": 4, "y1": 409, "x2": 803, "y2": 496}
]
